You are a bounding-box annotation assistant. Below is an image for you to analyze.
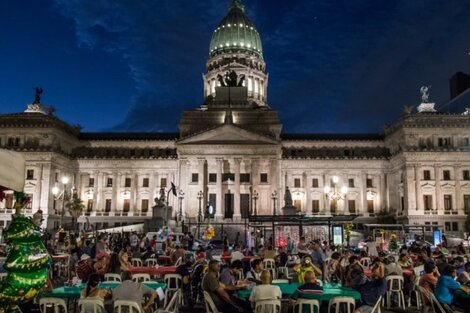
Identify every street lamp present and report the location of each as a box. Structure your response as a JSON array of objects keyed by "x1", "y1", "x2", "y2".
[
  {"x1": 178, "y1": 189, "x2": 185, "y2": 224},
  {"x1": 271, "y1": 191, "x2": 278, "y2": 216},
  {"x1": 197, "y1": 190, "x2": 203, "y2": 238},
  {"x1": 51, "y1": 176, "x2": 70, "y2": 229},
  {"x1": 252, "y1": 190, "x2": 259, "y2": 216},
  {"x1": 324, "y1": 176, "x2": 348, "y2": 214}
]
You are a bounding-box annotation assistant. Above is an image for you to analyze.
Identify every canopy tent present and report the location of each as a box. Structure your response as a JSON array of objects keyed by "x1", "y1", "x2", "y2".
[{"x1": 0, "y1": 149, "x2": 25, "y2": 191}]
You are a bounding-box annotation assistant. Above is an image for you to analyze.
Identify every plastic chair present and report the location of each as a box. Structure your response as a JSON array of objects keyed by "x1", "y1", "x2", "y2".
[
  {"x1": 360, "y1": 257, "x2": 372, "y2": 268},
  {"x1": 294, "y1": 299, "x2": 320, "y2": 313},
  {"x1": 164, "y1": 274, "x2": 182, "y2": 308},
  {"x1": 145, "y1": 258, "x2": 158, "y2": 267},
  {"x1": 272, "y1": 279, "x2": 289, "y2": 284},
  {"x1": 114, "y1": 300, "x2": 142, "y2": 313},
  {"x1": 328, "y1": 297, "x2": 356, "y2": 313},
  {"x1": 104, "y1": 273, "x2": 121, "y2": 282},
  {"x1": 263, "y1": 258, "x2": 276, "y2": 269},
  {"x1": 78, "y1": 298, "x2": 106, "y2": 313},
  {"x1": 203, "y1": 291, "x2": 221, "y2": 313},
  {"x1": 39, "y1": 297, "x2": 68, "y2": 313},
  {"x1": 131, "y1": 258, "x2": 143, "y2": 266},
  {"x1": 384, "y1": 275, "x2": 405, "y2": 309},
  {"x1": 370, "y1": 296, "x2": 382, "y2": 313},
  {"x1": 255, "y1": 299, "x2": 281, "y2": 313},
  {"x1": 174, "y1": 257, "x2": 183, "y2": 266},
  {"x1": 418, "y1": 286, "x2": 445, "y2": 313},
  {"x1": 408, "y1": 281, "x2": 422, "y2": 309},
  {"x1": 132, "y1": 273, "x2": 151, "y2": 282},
  {"x1": 0, "y1": 273, "x2": 7, "y2": 281},
  {"x1": 156, "y1": 290, "x2": 181, "y2": 313}
]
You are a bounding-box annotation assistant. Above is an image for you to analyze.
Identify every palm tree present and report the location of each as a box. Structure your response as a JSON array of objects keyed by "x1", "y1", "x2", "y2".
[{"x1": 66, "y1": 197, "x2": 85, "y2": 231}]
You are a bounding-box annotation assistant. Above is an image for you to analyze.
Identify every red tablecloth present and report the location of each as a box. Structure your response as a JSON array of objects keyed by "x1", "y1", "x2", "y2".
[{"x1": 130, "y1": 266, "x2": 177, "y2": 276}]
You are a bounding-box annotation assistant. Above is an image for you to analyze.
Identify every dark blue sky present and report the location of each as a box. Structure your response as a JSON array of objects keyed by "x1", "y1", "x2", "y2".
[{"x1": 1, "y1": 0, "x2": 469, "y2": 133}]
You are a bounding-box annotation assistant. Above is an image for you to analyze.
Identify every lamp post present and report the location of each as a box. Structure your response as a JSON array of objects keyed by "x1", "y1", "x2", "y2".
[
  {"x1": 197, "y1": 190, "x2": 203, "y2": 238},
  {"x1": 178, "y1": 189, "x2": 185, "y2": 225},
  {"x1": 323, "y1": 176, "x2": 348, "y2": 204},
  {"x1": 271, "y1": 191, "x2": 278, "y2": 216},
  {"x1": 51, "y1": 176, "x2": 70, "y2": 229},
  {"x1": 252, "y1": 190, "x2": 259, "y2": 216}
]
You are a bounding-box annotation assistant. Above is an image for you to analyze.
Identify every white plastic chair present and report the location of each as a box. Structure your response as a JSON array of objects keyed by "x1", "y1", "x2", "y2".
[
  {"x1": 328, "y1": 297, "x2": 356, "y2": 313},
  {"x1": 272, "y1": 279, "x2": 289, "y2": 284},
  {"x1": 39, "y1": 297, "x2": 68, "y2": 313},
  {"x1": 255, "y1": 299, "x2": 281, "y2": 313},
  {"x1": 132, "y1": 273, "x2": 151, "y2": 282},
  {"x1": 145, "y1": 258, "x2": 158, "y2": 267},
  {"x1": 164, "y1": 274, "x2": 182, "y2": 308},
  {"x1": 384, "y1": 275, "x2": 405, "y2": 309},
  {"x1": 370, "y1": 296, "x2": 382, "y2": 313},
  {"x1": 78, "y1": 298, "x2": 105, "y2": 313},
  {"x1": 203, "y1": 291, "x2": 221, "y2": 313},
  {"x1": 0, "y1": 273, "x2": 7, "y2": 281},
  {"x1": 294, "y1": 299, "x2": 320, "y2": 313},
  {"x1": 114, "y1": 300, "x2": 142, "y2": 313},
  {"x1": 131, "y1": 258, "x2": 143, "y2": 266},
  {"x1": 360, "y1": 257, "x2": 372, "y2": 268},
  {"x1": 174, "y1": 257, "x2": 183, "y2": 266},
  {"x1": 156, "y1": 290, "x2": 181, "y2": 313},
  {"x1": 263, "y1": 258, "x2": 276, "y2": 269},
  {"x1": 104, "y1": 273, "x2": 121, "y2": 282}
]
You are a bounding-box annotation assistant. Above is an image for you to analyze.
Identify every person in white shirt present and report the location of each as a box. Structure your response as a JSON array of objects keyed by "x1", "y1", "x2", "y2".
[
  {"x1": 246, "y1": 259, "x2": 264, "y2": 284},
  {"x1": 249, "y1": 270, "x2": 282, "y2": 308},
  {"x1": 231, "y1": 245, "x2": 244, "y2": 261}
]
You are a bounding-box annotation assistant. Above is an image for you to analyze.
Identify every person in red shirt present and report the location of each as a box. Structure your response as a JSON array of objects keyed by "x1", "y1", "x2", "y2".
[{"x1": 149, "y1": 235, "x2": 157, "y2": 252}]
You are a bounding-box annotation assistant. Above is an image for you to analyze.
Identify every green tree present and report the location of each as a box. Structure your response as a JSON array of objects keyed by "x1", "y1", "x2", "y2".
[{"x1": 66, "y1": 197, "x2": 85, "y2": 231}]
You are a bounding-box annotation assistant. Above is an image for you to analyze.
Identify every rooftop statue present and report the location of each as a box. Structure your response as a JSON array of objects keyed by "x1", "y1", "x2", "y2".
[
  {"x1": 33, "y1": 87, "x2": 43, "y2": 104},
  {"x1": 420, "y1": 86, "x2": 431, "y2": 103}
]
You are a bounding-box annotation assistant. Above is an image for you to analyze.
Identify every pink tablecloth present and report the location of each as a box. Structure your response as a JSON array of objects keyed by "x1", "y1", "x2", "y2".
[{"x1": 130, "y1": 266, "x2": 177, "y2": 276}]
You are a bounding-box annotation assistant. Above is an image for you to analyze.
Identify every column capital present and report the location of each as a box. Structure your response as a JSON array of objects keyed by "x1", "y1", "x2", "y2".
[{"x1": 234, "y1": 158, "x2": 242, "y2": 165}]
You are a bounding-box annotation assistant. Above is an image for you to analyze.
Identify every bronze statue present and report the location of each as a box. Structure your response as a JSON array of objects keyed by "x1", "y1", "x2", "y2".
[
  {"x1": 33, "y1": 87, "x2": 43, "y2": 104},
  {"x1": 284, "y1": 186, "x2": 293, "y2": 206},
  {"x1": 217, "y1": 74, "x2": 226, "y2": 87},
  {"x1": 225, "y1": 70, "x2": 238, "y2": 87},
  {"x1": 238, "y1": 74, "x2": 245, "y2": 87}
]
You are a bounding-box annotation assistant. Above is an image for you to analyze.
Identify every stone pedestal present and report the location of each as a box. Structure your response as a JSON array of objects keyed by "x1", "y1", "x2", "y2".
[
  {"x1": 417, "y1": 102, "x2": 436, "y2": 113},
  {"x1": 144, "y1": 204, "x2": 173, "y2": 232},
  {"x1": 282, "y1": 205, "x2": 298, "y2": 215}
]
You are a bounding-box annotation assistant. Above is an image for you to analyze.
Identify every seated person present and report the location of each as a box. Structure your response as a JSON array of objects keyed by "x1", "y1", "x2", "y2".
[
  {"x1": 457, "y1": 262, "x2": 470, "y2": 285},
  {"x1": 220, "y1": 260, "x2": 244, "y2": 289},
  {"x1": 419, "y1": 261, "x2": 439, "y2": 293},
  {"x1": 202, "y1": 260, "x2": 244, "y2": 313},
  {"x1": 231, "y1": 245, "x2": 244, "y2": 261},
  {"x1": 326, "y1": 252, "x2": 341, "y2": 282},
  {"x1": 384, "y1": 255, "x2": 403, "y2": 277},
  {"x1": 249, "y1": 270, "x2": 282, "y2": 309},
  {"x1": 289, "y1": 270, "x2": 323, "y2": 312},
  {"x1": 113, "y1": 271, "x2": 157, "y2": 313},
  {"x1": 119, "y1": 250, "x2": 131, "y2": 272},
  {"x1": 276, "y1": 246, "x2": 288, "y2": 268},
  {"x1": 76, "y1": 254, "x2": 94, "y2": 283},
  {"x1": 81, "y1": 273, "x2": 112, "y2": 300},
  {"x1": 293, "y1": 255, "x2": 322, "y2": 283},
  {"x1": 246, "y1": 259, "x2": 264, "y2": 285},
  {"x1": 435, "y1": 264, "x2": 470, "y2": 313},
  {"x1": 222, "y1": 246, "x2": 232, "y2": 258},
  {"x1": 397, "y1": 254, "x2": 413, "y2": 269},
  {"x1": 349, "y1": 267, "x2": 386, "y2": 313},
  {"x1": 93, "y1": 252, "x2": 109, "y2": 279}
]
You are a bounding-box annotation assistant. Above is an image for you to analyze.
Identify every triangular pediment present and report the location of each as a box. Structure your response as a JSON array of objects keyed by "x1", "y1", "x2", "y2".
[{"x1": 177, "y1": 124, "x2": 279, "y2": 145}]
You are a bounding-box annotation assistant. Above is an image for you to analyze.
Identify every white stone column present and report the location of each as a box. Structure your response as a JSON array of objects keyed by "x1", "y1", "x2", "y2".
[
  {"x1": 133, "y1": 173, "x2": 139, "y2": 212},
  {"x1": 179, "y1": 160, "x2": 188, "y2": 217},
  {"x1": 380, "y1": 173, "x2": 386, "y2": 211},
  {"x1": 97, "y1": 172, "x2": 103, "y2": 212},
  {"x1": 360, "y1": 172, "x2": 367, "y2": 214},
  {"x1": 216, "y1": 158, "x2": 223, "y2": 219},
  {"x1": 234, "y1": 158, "x2": 241, "y2": 219},
  {"x1": 306, "y1": 173, "x2": 312, "y2": 213},
  {"x1": 414, "y1": 166, "x2": 421, "y2": 212},
  {"x1": 434, "y1": 164, "x2": 441, "y2": 212},
  {"x1": 454, "y1": 165, "x2": 461, "y2": 213},
  {"x1": 114, "y1": 172, "x2": 121, "y2": 212},
  {"x1": 270, "y1": 158, "x2": 279, "y2": 214},
  {"x1": 34, "y1": 164, "x2": 43, "y2": 212}
]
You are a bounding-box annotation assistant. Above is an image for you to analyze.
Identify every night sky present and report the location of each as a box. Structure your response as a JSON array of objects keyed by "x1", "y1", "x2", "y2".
[{"x1": 1, "y1": 0, "x2": 469, "y2": 134}]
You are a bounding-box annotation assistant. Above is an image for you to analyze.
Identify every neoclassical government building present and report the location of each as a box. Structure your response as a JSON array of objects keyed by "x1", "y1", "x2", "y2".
[{"x1": 1, "y1": 0, "x2": 469, "y2": 238}]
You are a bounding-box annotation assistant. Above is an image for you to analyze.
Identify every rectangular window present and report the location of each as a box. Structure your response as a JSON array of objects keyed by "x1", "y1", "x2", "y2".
[
  {"x1": 425, "y1": 222, "x2": 432, "y2": 232},
  {"x1": 208, "y1": 193, "x2": 217, "y2": 218},
  {"x1": 443, "y1": 170, "x2": 451, "y2": 181},
  {"x1": 294, "y1": 178, "x2": 301, "y2": 188},
  {"x1": 89, "y1": 178, "x2": 94, "y2": 187},
  {"x1": 424, "y1": 195, "x2": 433, "y2": 211},
  {"x1": 312, "y1": 200, "x2": 320, "y2": 213},
  {"x1": 106, "y1": 178, "x2": 113, "y2": 187},
  {"x1": 438, "y1": 137, "x2": 451, "y2": 147},
  {"x1": 105, "y1": 199, "x2": 111, "y2": 212},
  {"x1": 123, "y1": 199, "x2": 130, "y2": 212},
  {"x1": 141, "y1": 199, "x2": 149, "y2": 212},
  {"x1": 294, "y1": 199, "x2": 302, "y2": 211},
  {"x1": 160, "y1": 178, "x2": 167, "y2": 187},
  {"x1": 464, "y1": 195, "x2": 470, "y2": 213},
  {"x1": 463, "y1": 138, "x2": 470, "y2": 146},
  {"x1": 366, "y1": 178, "x2": 373, "y2": 188},
  {"x1": 260, "y1": 173, "x2": 268, "y2": 183},
  {"x1": 423, "y1": 170, "x2": 431, "y2": 181},
  {"x1": 401, "y1": 196, "x2": 405, "y2": 212},
  {"x1": 240, "y1": 194, "x2": 250, "y2": 218},
  {"x1": 240, "y1": 173, "x2": 251, "y2": 183},
  {"x1": 444, "y1": 195, "x2": 452, "y2": 211},
  {"x1": 312, "y1": 179, "x2": 319, "y2": 188},
  {"x1": 452, "y1": 222, "x2": 459, "y2": 231},
  {"x1": 87, "y1": 199, "x2": 94, "y2": 212},
  {"x1": 209, "y1": 173, "x2": 217, "y2": 183},
  {"x1": 330, "y1": 200, "x2": 337, "y2": 213},
  {"x1": 55, "y1": 172, "x2": 59, "y2": 183},
  {"x1": 191, "y1": 173, "x2": 199, "y2": 183},
  {"x1": 222, "y1": 173, "x2": 235, "y2": 182},
  {"x1": 348, "y1": 200, "x2": 356, "y2": 213},
  {"x1": 463, "y1": 170, "x2": 470, "y2": 181},
  {"x1": 445, "y1": 222, "x2": 451, "y2": 231},
  {"x1": 124, "y1": 178, "x2": 131, "y2": 187},
  {"x1": 142, "y1": 178, "x2": 149, "y2": 188},
  {"x1": 224, "y1": 193, "x2": 234, "y2": 219},
  {"x1": 26, "y1": 169, "x2": 34, "y2": 180},
  {"x1": 367, "y1": 200, "x2": 374, "y2": 213},
  {"x1": 348, "y1": 179, "x2": 355, "y2": 188}
]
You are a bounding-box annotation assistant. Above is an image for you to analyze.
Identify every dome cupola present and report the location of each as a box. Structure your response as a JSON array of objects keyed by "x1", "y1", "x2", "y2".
[{"x1": 209, "y1": 0, "x2": 263, "y2": 59}]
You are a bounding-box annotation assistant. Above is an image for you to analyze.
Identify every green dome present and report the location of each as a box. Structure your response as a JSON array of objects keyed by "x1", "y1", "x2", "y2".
[{"x1": 209, "y1": 0, "x2": 263, "y2": 59}]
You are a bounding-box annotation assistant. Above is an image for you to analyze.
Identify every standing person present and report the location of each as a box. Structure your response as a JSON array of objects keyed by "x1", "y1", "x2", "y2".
[
  {"x1": 287, "y1": 237, "x2": 294, "y2": 254},
  {"x1": 310, "y1": 240, "x2": 325, "y2": 277},
  {"x1": 297, "y1": 237, "x2": 309, "y2": 258},
  {"x1": 113, "y1": 271, "x2": 158, "y2": 313},
  {"x1": 202, "y1": 260, "x2": 244, "y2": 313},
  {"x1": 188, "y1": 233, "x2": 194, "y2": 251},
  {"x1": 234, "y1": 232, "x2": 240, "y2": 247},
  {"x1": 366, "y1": 236, "x2": 378, "y2": 258},
  {"x1": 249, "y1": 270, "x2": 281, "y2": 309},
  {"x1": 129, "y1": 232, "x2": 139, "y2": 254}
]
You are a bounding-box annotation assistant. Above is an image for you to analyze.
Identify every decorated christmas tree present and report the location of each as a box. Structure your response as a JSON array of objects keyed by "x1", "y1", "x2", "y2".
[
  {"x1": 0, "y1": 192, "x2": 51, "y2": 313},
  {"x1": 389, "y1": 233, "x2": 399, "y2": 252}
]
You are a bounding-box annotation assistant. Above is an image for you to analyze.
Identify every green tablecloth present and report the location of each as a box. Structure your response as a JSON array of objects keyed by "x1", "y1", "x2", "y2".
[
  {"x1": 237, "y1": 282, "x2": 360, "y2": 302},
  {"x1": 44, "y1": 281, "x2": 167, "y2": 299}
]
